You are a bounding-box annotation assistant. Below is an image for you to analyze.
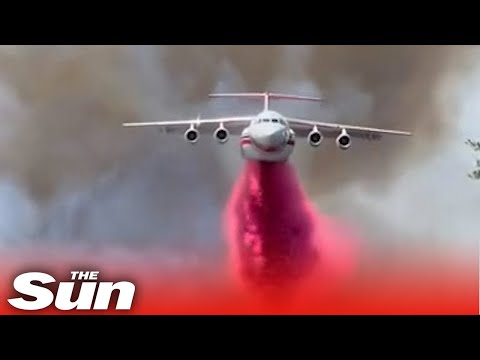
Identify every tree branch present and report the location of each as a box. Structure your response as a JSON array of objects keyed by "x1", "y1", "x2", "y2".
[
  {"x1": 466, "y1": 139, "x2": 480, "y2": 151},
  {"x1": 467, "y1": 139, "x2": 480, "y2": 179}
]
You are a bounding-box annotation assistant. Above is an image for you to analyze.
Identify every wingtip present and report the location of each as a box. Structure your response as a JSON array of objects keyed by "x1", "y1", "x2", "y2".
[
  {"x1": 392, "y1": 130, "x2": 413, "y2": 136},
  {"x1": 393, "y1": 131, "x2": 412, "y2": 136}
]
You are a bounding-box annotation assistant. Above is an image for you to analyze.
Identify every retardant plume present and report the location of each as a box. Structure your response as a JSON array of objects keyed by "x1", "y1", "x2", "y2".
[{"x1": 224, "y1": 160, "x2": 358, "y2": 297}]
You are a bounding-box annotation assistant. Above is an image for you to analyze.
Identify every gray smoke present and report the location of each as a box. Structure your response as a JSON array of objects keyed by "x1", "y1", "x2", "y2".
[{"x1": 0, "y1": 45, "x2": 477, "y2": 260}]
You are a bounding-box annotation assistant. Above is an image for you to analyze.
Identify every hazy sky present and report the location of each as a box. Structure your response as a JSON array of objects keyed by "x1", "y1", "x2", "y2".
[
  {"x1": 318, "y1": 62, "x2": 480, "y2": 256},
  {"x1": 0, "y1": 45, "x2": 478, "y2": 263}
]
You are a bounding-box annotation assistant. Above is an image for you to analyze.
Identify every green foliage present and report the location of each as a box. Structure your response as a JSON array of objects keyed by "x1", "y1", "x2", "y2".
[{"x1": 466, "y1": 139, "x2": 480, "y2": 179}]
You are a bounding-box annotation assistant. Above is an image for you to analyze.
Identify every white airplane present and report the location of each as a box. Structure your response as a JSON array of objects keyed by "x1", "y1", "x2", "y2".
[{"x1": 122, "y1": 92, "x2": 412, "y2": 162}]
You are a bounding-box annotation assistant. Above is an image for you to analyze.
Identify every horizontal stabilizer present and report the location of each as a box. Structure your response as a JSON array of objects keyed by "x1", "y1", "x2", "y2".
[
  {"x1": 208, "y1": 92, "x2": 323, "y2": 101},
  {"x1": 208, "y1": 92, "x2": 324, "y2": 110}
]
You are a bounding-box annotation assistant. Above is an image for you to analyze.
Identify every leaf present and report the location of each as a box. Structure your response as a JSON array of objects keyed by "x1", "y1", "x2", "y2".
[
  {"x1": 469, "y1": 169, "x2": 480, "y2": 180},
  {"x1": 466, "y1": 138, "x2": 480, "y2": 151}
]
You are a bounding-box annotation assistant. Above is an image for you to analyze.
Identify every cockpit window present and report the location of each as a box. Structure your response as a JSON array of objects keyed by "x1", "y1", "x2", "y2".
[{"x1": 254, "y1": 117, "x2": 287, "y2": 124}]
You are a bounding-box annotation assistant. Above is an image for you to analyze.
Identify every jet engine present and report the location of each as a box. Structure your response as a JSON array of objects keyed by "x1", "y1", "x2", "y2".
[
  {"x1": 308, "y1": 127, "x2": 323, "y2": 147},
  {"x1": 336, "y1": 129, "x2": 351, "y2": 150},
  {"x1": 184, "y1": 126, "x2": 199, "y2": 144},
  {"x1": 214, "y1": 125, "x2": 229, "y2": 143}
]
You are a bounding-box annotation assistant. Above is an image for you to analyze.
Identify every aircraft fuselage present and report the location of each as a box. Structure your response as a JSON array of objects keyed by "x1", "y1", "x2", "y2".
[{"x1": 240, "y1": 110, "x2": 295, "y2": 162}]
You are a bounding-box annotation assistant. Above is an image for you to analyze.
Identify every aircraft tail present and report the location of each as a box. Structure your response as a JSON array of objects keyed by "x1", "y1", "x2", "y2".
[{"x1": 208, "y1": 92, "x2": 324, "y2": 111}]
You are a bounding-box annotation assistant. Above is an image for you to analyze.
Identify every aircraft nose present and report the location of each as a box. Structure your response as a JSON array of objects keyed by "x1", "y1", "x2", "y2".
[{"x1": 252, "y1": 123, "x2": 288, "y2": 151}]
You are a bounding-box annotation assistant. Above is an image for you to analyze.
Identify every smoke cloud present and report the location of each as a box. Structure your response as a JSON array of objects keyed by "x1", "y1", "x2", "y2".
[
  {"x1": 163, "y1": 45, "x2": 476, "y2": 194},
  {"x1": 0, "y1": 45, "x2": 477, "y2": 255}
]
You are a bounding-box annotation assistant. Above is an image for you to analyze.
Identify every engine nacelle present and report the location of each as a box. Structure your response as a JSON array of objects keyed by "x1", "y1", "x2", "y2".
[
  {"x1": 308, "y1": 127, "x2": 323, "y2": 147},
  {"x1": 336, "y1": 129, "x2": 351, "y2": 150},
  {"x1": 184, "y1": 127, "x2": 199, "y2": 144},
  {"x1": 214, "y1": 126, "x2": 229, "y2": 144}
]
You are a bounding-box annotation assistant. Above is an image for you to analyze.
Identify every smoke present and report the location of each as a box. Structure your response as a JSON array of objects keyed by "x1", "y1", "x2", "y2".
[
  {"x1": 0, "y1": 46, "x2": 231, "y2": 252},
  {"x1": 0, "y1": 46, "x2": 174, "y2": 201},
  {"x1": 124, "y1": 45, "x2": 479, "y2": 199},
  {"x1": 0, "y1": 45, "x2": 477, "y2": 255},
  {"x1": 162, "y1": 45, "x2": 476, "y2": 194}
]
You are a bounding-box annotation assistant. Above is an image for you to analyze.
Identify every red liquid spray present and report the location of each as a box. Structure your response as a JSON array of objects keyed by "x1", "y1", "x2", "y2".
[
  {"x1": 224, "y1": 160, "x2": 359, "y2": 298},
  {"x1": 1, "y1": 160, "x2": 477, "y2": 314}
]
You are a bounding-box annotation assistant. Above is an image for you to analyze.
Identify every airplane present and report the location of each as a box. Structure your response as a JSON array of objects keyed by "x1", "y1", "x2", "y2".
[{"x1": 122, "y1": 92, "x2": 412, "y2": 162}]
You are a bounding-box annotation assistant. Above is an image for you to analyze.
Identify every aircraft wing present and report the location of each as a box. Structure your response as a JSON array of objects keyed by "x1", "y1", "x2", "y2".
[
  {"x1": 286, "y1": 117, "x2": 412, "y2": 140},
  {"x1": 123, "y1": 116, "x2": 256, "y2": 135}
]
